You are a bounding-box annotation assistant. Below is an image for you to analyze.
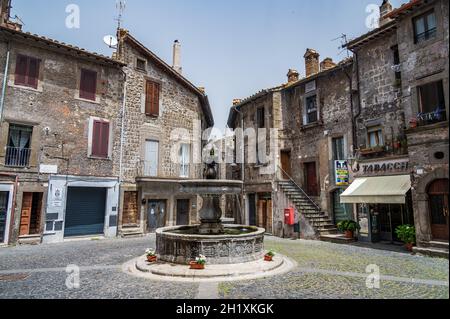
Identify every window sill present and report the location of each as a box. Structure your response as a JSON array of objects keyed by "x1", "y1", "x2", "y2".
[
  {"x1": 88, "y1": 156, "x2": 111, "y2": 161},
  {"x1": 75, "y1": 96, "x2": 101, "y2": 104},
  {"x1": 9, "y1": 83, "x2": 42, "y2": 93},
  {"x1": 301, "y1": 121, "x2": 322, "y2": 130}
]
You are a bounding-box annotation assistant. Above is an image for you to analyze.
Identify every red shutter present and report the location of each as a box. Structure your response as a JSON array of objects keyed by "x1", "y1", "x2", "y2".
[
  {"x1": 92, "y1": 120, "x2": 102, "y2": 157},
  {"x1": 80, "y1": 69, "x2": 97, "y2": 101},
  {"x1": 92, "y1": 120, "x2": 109, "y2": 158},
  {"x1": 100, "y1": 122, "x2": 110, "y2": 158},
  {"x1": 15, "y1": 55, "x2": 28, "y2": 86},
  {"x1": 27, "y1": 58, "x2": 40, "y2": 89}
]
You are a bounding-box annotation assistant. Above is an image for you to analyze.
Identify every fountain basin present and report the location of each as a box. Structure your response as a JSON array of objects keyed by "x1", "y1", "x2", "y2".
[{"x1": 156, "y1": 225, "x2": 265, "y2": 265}]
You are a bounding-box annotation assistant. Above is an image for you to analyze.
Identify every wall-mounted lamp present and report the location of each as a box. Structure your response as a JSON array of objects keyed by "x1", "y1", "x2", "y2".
[{"x1": 142, "y1": 199, "x2": 147, "y2": 205}]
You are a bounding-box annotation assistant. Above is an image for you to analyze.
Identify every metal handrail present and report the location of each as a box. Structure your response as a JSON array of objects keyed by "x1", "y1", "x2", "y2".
[
  {"x1": 5, "y1": 147, "x2": 31, "y2": 167},
  {"x1": 276, "y1": 165, "x2": 321, "y2": 212}
]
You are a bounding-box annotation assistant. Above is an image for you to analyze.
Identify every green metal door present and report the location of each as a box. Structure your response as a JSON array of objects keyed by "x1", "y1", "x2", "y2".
[
  {"x1": 333, "y1": 189, "x2": 352, "y2": 224},
  {"x1": 65, "y1": 187, "x2": 106, "y2": 237}
]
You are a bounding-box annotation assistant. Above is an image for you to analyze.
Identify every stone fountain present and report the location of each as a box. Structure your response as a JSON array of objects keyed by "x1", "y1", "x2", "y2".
[{"x1": 156, "y1": 163, "x2": 265, "y2": 265}]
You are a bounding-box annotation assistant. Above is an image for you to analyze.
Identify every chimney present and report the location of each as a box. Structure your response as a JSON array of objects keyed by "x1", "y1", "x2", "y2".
[
  {"x1": 287, "y1": 69, "x2": 299, "y2": 83},
  {"x1": 172, "y1": 40, "x2": 182, "y2": 74},
  {"x1": 0, "y1": 0, "x2": 10, "y2": 25},
  {"x1": 320, "y1": 58, "x2": 337, "y2": 71},
  {"x1": 304, "y1": 48, "x2": 320, "y2": 77},
  {"x1": 232, "y1": 99, "x2": 242, "y2": 106},
  {"x1": 379, "y1": 0, "x2": 393, "y2": 26}
]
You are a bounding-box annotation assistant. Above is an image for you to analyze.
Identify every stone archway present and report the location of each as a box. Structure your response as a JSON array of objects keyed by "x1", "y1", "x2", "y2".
[{"x1": 412, "y1": 167, "x2": 449, "y2": 245}]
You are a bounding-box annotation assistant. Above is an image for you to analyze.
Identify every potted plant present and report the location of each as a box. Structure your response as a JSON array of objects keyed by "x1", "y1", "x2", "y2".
[
  {"x1": 409, "y1": 118, "x2": 418, "y2": 129},
  {"x1": 337, "y1": 220, "x2": 361, "y2": 239},
  {"x1": 145, "y1": 248, "x2": 157, "y2": 263},
  {"x1": 395, "y1": 225, "x2": 416, "y2": 252},
  {"x1": 190, "y1": 255, "x2": 207, "y2": 270},
  {"x1": 264, "y1": 250, "x2": 275, "y2": 262}
]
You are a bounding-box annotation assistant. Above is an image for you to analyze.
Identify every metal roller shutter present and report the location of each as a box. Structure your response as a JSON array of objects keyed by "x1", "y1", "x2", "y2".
[{"x1": 65, "y1": 187, "x2": 106, "y2": 237}]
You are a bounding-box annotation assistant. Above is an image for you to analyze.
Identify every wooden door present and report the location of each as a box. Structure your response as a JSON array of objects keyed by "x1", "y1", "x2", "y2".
[
  {"x1": 19, "y1": 193, "x2": 33, "y2": 236},
  {"x1": 248, "y1": 194, "x2": 256, "y2": 226},
  {"x1": 304, "y1": 162, "x2": 319, "y2": 196},
  {"x1": 123, "y1": 191, "x2": 139, "y2": 226},
  {"x1": 281, "y1": 151, "x2": 291, "y2": 179},
  {"x1": 429, "y1": 179, "x2": 449, "y2": 241},
  {"x1": 176, "y1": 199, "x2": 190, "y2": 226}
]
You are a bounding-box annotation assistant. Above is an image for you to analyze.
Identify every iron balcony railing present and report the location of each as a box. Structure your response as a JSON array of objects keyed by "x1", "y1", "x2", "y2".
[{"x1": 5, "y1": 147, "x2": 31, "y2": 167}]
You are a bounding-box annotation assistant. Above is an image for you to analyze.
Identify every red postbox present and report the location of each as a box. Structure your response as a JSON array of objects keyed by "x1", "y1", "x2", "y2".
[{"x1": 284, "y1": 208, "x2": 295, "y2": 226}]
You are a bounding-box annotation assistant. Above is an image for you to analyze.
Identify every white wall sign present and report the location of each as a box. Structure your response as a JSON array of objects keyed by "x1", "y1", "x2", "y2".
[
  {"x1": 40, "y1": 165, "x2": 58, "y2": 174},
  {"x1": 305, "y1": 81, "x2": 316, "y2": 93}
]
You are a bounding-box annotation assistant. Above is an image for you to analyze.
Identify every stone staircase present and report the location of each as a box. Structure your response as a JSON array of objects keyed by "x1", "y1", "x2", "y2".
[
  {"x1": 278, "y1": 180, "x2": 339, "y2": 237},
  {"x1": 414, "y1": 241, "x2": 449, "y2": 259}
]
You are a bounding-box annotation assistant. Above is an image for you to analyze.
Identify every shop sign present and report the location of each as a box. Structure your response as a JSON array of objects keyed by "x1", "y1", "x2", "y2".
[
  {"x1": 359, "y1": 159, "x2": 409, "y2": 175},
  {"x1": 335, "y1": 160, "x2": 349, "y2": 186}
]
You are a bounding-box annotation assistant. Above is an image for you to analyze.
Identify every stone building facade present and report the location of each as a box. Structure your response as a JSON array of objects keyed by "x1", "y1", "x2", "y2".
[
  {"x1": 114, "y1": 30, "x2": 214, "y2": 238},
  {"x1": 343, "y1": 0, "x2": 448, "y2": 256},
  {"x1": 228, "y1": 50, "x2": 354, "y2": 239},
  {"x1": 0, "y1": 16, "x2": 125, "y2": 244}
]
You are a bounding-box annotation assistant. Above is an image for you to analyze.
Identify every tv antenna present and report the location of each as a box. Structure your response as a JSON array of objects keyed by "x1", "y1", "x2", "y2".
[
  {"x1": 103, "y1": 35, "x2": 118, "y2": 49},
  {"x1": 115, "y1": 0, "x2": 126, "y2": 30},
  {"x1": 332, "y1": 33, "x2": 350, "y2": 57}
]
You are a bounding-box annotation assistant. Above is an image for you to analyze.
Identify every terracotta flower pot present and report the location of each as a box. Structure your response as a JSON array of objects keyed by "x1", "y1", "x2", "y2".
[
  {"x1": 405, "y1": 243, "x2": 414, "y2": 252},
  {"x1": 345, "y1": 231, "x2": 354, "y2": 239},
  {"x1": 190, "y1": 261, "x2": 205, "y2": 270},
  {"x1": 264, "y1": 255, "x2": 273, "y2": 262},
  {"x1": 147, "y1": 255, "x2": 157, "y2": 263}
]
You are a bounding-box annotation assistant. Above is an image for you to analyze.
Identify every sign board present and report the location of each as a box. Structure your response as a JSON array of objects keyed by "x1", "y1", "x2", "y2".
[
  {"x1": 335, "y1": 160, "x2": 349, "y2": 186},
  {"x1": 40, "y1": 164, "x2": 58, "y2": 174},
  {"x1": 359, "y1": 158, "x2": 409, "y2": 176},
  {"x1": 305, "y1": 80, "x2": 316, "y2": 93}
]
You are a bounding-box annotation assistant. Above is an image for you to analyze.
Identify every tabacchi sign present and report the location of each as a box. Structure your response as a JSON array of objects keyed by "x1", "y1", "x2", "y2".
[{"x1": 360, "y1": 158, "x2": 409, "y2": 175}]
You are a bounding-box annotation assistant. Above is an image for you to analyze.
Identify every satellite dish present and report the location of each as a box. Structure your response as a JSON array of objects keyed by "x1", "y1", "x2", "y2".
[{"x1": 103, "y1": 35, "x2": 118, "y2": 48}]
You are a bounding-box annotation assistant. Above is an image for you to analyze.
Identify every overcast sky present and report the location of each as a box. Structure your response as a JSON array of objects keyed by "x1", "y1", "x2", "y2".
[{"x1": 11, "y1": 0, "x2": 404, "y2": 131}]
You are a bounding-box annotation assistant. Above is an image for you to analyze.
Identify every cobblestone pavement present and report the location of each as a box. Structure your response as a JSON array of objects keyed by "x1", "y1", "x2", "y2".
[{"x1": 0, "y1": 235, "x2": 448, "y2": 299}]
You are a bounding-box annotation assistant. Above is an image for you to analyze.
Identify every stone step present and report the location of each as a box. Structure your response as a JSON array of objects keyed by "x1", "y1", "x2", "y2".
[
  {"x1": 429, "y1": 241, "x2": 449, "y2": 250},
  {"x1": 320, "y1": 234, "x2": 357, "y2": 244},
  {"x1": 413, "y1": 246, "x2": 449, "y2": 259},
  {"x1": 318, "y1": 229, "x2": 339, "y2": 235},
  {"x1": 17, "y1": 235, "x2": 42, "y2": 245}
]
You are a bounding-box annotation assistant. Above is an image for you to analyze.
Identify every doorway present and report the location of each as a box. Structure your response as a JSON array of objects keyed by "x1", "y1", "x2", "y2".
[
  {"x1": 428, "y1": 179, "x2": 449, "y2": 241},
  {"x1": 304, "y1": 162, "x2": 319, "y2": 196},
  {"x1": 257, "y1": 195, "x2": 273, "y2": 233},
  {"x1": 148, "y1": 200, "x2": 167, "y2": 232},
  {"x1": 176, "y1": 199, "x2": 190, "y2": 226},
  {"x1": 0, "y1": 191, "x2": 9, "y2": 243},
  {"x1": 280, "y1": 151, "x2": 291, "y2": 179},
  {"x1": 19, "y1": 193, "x2": 43, "y2": 236},
  {"x1": 333, "y1": 189, "x2": 352, "y2": 224}
]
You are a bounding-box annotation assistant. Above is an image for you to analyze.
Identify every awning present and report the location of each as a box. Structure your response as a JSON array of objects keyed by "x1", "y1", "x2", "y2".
[{"x1": 340, "y1": 175, "x2": 411, "y2": 204}]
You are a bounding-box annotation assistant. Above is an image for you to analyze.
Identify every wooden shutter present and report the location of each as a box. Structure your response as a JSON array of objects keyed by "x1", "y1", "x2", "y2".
[
  {"x1": 99, "y1": 122, "x2": 110, "y2": 158},
  {"x1": 145, "y1": 80, "x2": 160, "y2": 116},
  {"x1": 19, "y1": 193, "x2": 33, "y2": 236},
  {"x1": 27, "y1": 58, "x2": 40, "y2": 89},
  {"x1": 14, "y1": 55, "x2": 28, "y2": 86},
  {"x1": 80, "y1": 69, "x2": 97, "y2": 101},
  {"x1": 92, "y1": 120, "x2": 109, "y2": 158}
]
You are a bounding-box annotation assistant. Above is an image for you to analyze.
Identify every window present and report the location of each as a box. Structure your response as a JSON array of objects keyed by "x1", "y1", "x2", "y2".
[
  {"x1": 367, "y1": 126, "x2": 384, "y2": 148},
  {"x1": 332, "y1": 137, "x2": 345, "y2": 161},
  {"x1": 91, "y1": 120, "x2": 110, "y2": 158},
  {"x1": 136, "y1": 58, "x2": 146, "y2": 71},
  {"x1": 179, "y1": 144, "x2": 190, "y2": 178},
  {"x1": 80, "y1": 69, "x2": 97, "y2": 101},
  {"x1": 14, "y1": 55, "x2": 40, "y2": 89},
  {"x1": 256, "y1": 107, "x2": 265, "y2": 128},
  {"x1": 145, "y1": 80, "x2": 160, "y2": 117},
  {"x1": 413, "y1": 10, "x2": 437, "y2": 43},
  {"x1": 144, "y1": 140, "x2": 159, "y2": 177},
  {"x1": 5, "y1": 124, "x2": 32, "y2": 167},
  {"x1": 392, "y1": 45, "x2": 401, "y2": 82},
  {"x1": 305, "y1": 95, "x2": 318, "y2": 124},
  {"x1": 418, "y1": 80, "x2": 446, "y2": 124}
]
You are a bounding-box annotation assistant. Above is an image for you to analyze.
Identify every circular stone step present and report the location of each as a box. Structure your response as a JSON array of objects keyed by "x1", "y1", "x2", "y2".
[{"x1": 122, "y1": 255, "x2": 296, "y2": 283}]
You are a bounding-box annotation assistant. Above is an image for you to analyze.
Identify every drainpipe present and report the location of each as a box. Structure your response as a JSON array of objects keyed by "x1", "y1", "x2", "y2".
[
  {"x1": 233, "y1": 106, "x2": 245, "y2": 224},
  {"x1": 118, "y1": 70, "x2": 127, "y2": 184},
  {"x1": 0, "y1": 41, "x2": 11, "y2": 125},
  {"x1": 350, "y1": 50, "x2": 362, "y2": 152},
  {"x1": 0, "y1": 172, "x2": 18, "y2": 245}
]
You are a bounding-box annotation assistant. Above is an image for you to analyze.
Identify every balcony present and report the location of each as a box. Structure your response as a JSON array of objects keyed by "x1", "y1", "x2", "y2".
[
  {"x1": 414, "y1": 109, "x2": 447, "y2": 128},
  {"x1": 5, "y1": 147, "x2": 31, "y2": 168}
]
